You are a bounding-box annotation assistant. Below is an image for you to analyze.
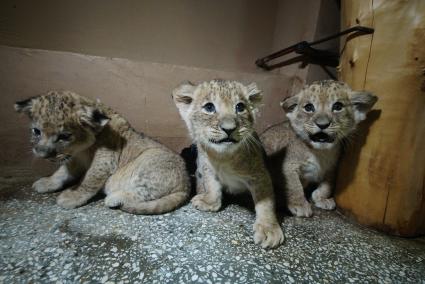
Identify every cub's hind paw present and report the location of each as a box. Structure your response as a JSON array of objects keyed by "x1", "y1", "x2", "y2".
[
  {"x1": 253, "y1": 220, "x2": 284, "y2": 249},
  {"x1": 288, "y1": 201, "x2": 313, "y2": 217},
  {"x1": 191, "y1": 193, "x2": 221, "y2": 212},
  {"x1": 314, "y1": 198, "x2": 336, "y2": 210}
]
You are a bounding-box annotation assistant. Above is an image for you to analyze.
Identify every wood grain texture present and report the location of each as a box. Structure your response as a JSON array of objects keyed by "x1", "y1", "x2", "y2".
[{"x1": 336, "y1": 0, "x2": 425, "y2": 236}]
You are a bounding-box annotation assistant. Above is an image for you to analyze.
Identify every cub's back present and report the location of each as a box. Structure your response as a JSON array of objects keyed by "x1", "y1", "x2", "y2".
[{"x1": 260, "y1": 121, "x2": 295, "y2": 156}]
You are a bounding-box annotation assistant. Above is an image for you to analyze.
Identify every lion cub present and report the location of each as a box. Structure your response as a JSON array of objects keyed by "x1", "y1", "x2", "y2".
[
  {"x1": 261, "y1": 80, "x2": 377, "y2": 217},
  {"x1": 173, "y1": 79, "x2": 284, "y2": 248},
  {"x1": 15, "y1": 91, "x2": 189, "y2": 214}
]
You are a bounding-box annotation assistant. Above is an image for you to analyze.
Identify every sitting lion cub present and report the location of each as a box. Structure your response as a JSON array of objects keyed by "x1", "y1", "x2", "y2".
[
  {"x1": 15, "y1": 91, "x2": 189, "y2": 214},
  {"x1": 173, "y1": 79, "x2": 284, "y2": 248},
  {"x1": 261, "y1": 80, "x2": 377, "y2": 217}
]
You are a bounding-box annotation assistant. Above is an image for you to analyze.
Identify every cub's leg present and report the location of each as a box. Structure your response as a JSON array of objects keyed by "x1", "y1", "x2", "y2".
[
  {"x1": 249, "y1": 173, "x2": 284, "y2": 248},
  {"x1": 311, "y1": 179, "x2": 336, "y2": 210},
  {"x1": 104, "y1": 148, "x2": 189, "y2": 214},
  {"x1": 190, "y1": 158, "x2": 222, "y2": 212},
  {"x1": 284, "y1": 164, "x2": 313, "y2": 217},
  {"x1": 32, "y1": 160, "x2": 85, "y2": 193},
  {"x1": 57, "y1": 150, "x2": 114, "y2": 209}
]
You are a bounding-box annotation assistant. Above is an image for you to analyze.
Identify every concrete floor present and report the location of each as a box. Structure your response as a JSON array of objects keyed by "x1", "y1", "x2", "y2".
[{"x1": 1, "y1": 172, "x2": 424, "y2": 284}]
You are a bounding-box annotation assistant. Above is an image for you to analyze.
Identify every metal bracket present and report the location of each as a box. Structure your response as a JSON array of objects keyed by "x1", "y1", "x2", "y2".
[{"x1": 255, "y1": 26, "x2": 374, "y2": 78}]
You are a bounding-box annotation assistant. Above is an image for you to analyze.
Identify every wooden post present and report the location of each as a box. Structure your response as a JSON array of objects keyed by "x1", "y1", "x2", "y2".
[{"x1": 335, "y1": 0, "x2": 425, "y2": 236}]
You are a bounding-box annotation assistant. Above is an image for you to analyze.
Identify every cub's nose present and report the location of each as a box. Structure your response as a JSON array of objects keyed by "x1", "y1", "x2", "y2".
[
  {"x1": 220, "y1": 117, "x2": 237, "y2": 136},
  {"x1": 316, "y1": 122, "x2": 330, "y2": 130},
  {"x1": 221, "y1": 126, "x2": 236, "y2": 136},
  {"x1": 34, "y1": 146, "x2": 57, "y2": 158},
  {"x1": 314, "y1": 115, "x2": 331, "y2": 130}
]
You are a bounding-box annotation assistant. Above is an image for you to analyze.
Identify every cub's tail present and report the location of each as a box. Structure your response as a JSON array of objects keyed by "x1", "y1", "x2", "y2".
[{"x1": 105, "y1": 190, "x2": 189, "y2": 215}]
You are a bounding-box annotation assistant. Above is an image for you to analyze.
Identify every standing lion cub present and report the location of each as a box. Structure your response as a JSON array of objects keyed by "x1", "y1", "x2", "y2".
[
  {"x1": 261, "y1": 80, "x2": 377, "y2": 217},
  {"x1": 15, "y1": 91, "x2": 190, "y2": 214},
  {"x1": 173, "y1": 79, "x2": 284, "y2": 248}
]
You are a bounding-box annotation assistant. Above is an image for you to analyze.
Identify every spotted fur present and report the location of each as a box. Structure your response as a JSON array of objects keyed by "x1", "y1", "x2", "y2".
[
  {"x1": 173, "y1": 79, "x2": 284, "y2": 248},
  {"x1": 15, "y1": 91, "x2": 190, "y2": 214},
  {"x1": 261, "y1": 80, "x2": 377, "y2": 217}
]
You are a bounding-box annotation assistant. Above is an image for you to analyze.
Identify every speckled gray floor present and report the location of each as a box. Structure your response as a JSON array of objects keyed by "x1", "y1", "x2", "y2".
[{"x1": 1, "y1": 174, "x2": 424, "y2": 284}]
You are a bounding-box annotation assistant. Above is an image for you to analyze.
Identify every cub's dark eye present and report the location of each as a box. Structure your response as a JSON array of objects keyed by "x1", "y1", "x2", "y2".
[
  {"x1": 32, "y1": 128, "x2": 41, "y2": 136},
  {"x1": 235, "y1": 102, "x2": 246, "y2": 113},
  {"x1": 332, "y1": 102, "x2": 344, "y2": 112},
  {"x1": 203, "y1": 102, "x2": 216, "y2": 113},
  {"x1": 304, "y1": 103, "x2": 315, "y2": 113},
  {"x1": 57, "y1": 133, "x2": 72, "y2": 141}
]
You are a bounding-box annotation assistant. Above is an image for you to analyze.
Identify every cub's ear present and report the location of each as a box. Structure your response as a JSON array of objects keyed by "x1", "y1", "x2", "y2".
[
  {"x1": 14, "y1": 97, "x2": 34, "y2": 114},
  {"x1": 172, "y1": 81, "x2": 196, "y2": 105},
  {"x1": 172, "y1": 81, "x2": 196, "y2": 122},
  {"x1": 79, "y1": 106, "x2": 110, "y2": 131},
  {"x1": 349, "y1": 91, "x2": 378, "y2": 122},
  {"x1": 280, "y1": 92, "x2": 301, "y2": 113},
  {"x1": 290, "y1": 76, "x2": 305, "y2": 96},
  {"x1": 245, "y1": 82, "x2": 262, "y2": 106}
]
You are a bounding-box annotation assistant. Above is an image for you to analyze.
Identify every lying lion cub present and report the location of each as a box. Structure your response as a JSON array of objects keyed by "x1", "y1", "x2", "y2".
[
  {"x1": 261, "y1": 80, "x2": 377, "y2": 217},
  {"x1": 173, "y1": 79, "x2": 284, "y2": 248},
  {"x1": 15, "y1": 91, "x2": 190, "y2": 214}
]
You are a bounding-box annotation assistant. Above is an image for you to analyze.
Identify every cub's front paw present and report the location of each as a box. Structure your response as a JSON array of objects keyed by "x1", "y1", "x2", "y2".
[
  {"x1": 104, "y1": 193, "x2": 124, "y2": 208},
  {"x1": 57, "y1": 189, "x2": 86, "y2": 209},
  {"x1": 253, "y1": 220, "x2": 284, "y2": 249},
  {"x1": 288, "y1": 200, "x2": 313, "y2": 217},
  {"x1": 32, "y1": 177, "x2": 59, "y2": 193},
  {"x1": 314, "y1": 197, "x2": 336, "y2": 210},
  {"x1": 191, "y1": 193, "x2": 221, "y2": 212}
]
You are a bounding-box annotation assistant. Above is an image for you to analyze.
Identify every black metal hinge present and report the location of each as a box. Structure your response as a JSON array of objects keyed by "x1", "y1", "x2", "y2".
[{"x1": 255, "y1": 26, "x2": 374, "y2": 79}]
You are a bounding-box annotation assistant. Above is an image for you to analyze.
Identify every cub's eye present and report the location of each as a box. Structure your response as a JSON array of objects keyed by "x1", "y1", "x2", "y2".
[
  {"x1": 332, "y1": 102, "x2": 344, "y2": 112},
  {"x1": 304, "y1": 103, "x2": 315, "y2": 113},
  {"x1": 57, "y1": 133, "x2": 72, "y2": 141},
  {"x1": 32, "y1": 128, "x2": 41, "y2": 136},
  {"x1": 235, "y1": 102, "x2": 246, "y2": 113},
  {"x1": 203, "y1": 102, "x2": 216, "y2": 113}
]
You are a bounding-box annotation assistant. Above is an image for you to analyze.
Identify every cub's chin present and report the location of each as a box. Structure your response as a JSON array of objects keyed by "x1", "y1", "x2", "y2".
[
  {"x1": 32, "y1": 152, "x2": 72, "y2": 164},
  {"x1": 206, "y1": 137, "x2": 240, "y2": 153},
  {"x1": 308, "y1": 132, "x2": 337, "y2": 150}
]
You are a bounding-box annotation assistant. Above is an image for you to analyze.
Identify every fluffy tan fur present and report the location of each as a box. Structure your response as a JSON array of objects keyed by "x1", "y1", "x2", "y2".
[
  {"x1": 173, "y1": 79, "x2": 284, "y2": 248},
  {"x1": 15, "y1": 91, "x2": 190, "y2": 214},
  {"x1": 261, "y1": 80, "x2": 377, "y2": 217}
]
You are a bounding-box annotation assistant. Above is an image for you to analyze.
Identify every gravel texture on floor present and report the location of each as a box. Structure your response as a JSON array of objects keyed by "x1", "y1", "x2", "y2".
[{"x1": 0, "y1": 174, "x2": 424, "y2": 284}]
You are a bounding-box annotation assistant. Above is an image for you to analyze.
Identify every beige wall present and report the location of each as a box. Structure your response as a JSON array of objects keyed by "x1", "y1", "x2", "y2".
[
  {"x1": 307, "y1": 0, "x2": 341, "y2": 82},
  {"x1": 271, "y1": 0, "x2": 340, "y2": 81},
  {"x1": 0, "y1": 0, "x2": 338, "y2": 77},
  {"x1": 0, "y1": 0, "x2": 279, "y2": 73},
  {"x1": 271, "y1": 0, "x2": 321, "y2": 80}
]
